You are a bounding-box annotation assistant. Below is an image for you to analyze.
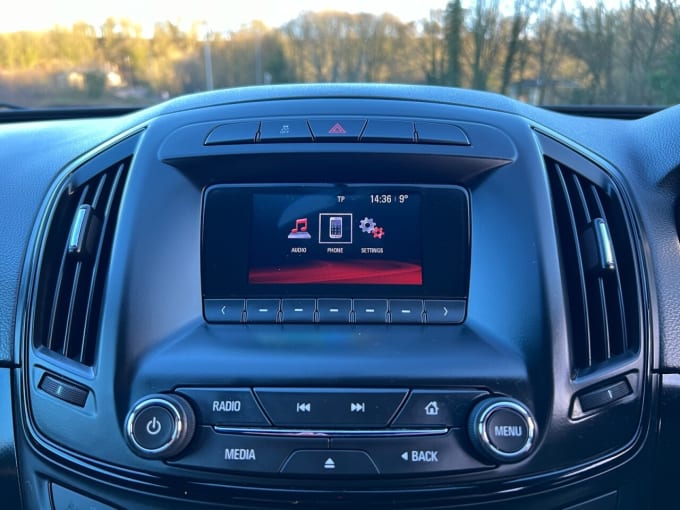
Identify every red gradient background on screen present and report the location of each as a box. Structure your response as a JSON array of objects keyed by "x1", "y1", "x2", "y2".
[{"x1": 249, "y1": 260, "x2": 422, "y2": 285}]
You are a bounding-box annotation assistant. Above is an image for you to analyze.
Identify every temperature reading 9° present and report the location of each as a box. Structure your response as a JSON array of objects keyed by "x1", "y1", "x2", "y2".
[{"x1": 370, "y1": 193, "x2": 410, "y2": 204}]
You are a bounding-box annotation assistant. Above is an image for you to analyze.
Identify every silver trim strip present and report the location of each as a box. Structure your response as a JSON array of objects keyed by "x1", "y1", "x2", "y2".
[{"x1": 213, "y1": 426, "x2": 449, "y2": 438}]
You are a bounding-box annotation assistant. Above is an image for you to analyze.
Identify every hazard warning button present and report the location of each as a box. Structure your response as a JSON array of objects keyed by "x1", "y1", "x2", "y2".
[{"x1": 308, "y1": 119, "x2": 366, "y2": 142}]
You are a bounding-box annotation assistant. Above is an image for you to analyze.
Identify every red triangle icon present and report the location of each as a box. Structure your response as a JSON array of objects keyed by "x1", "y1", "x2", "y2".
[{"x1": 328, "y1": 122, "x2": 347, "y2": 134}]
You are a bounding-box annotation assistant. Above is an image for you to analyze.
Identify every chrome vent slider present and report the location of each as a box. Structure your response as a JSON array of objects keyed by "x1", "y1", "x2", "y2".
[
  {"x1": 67, "y1": 204, "x2": 101, "y2": 258},
  {"x1": 581, "y1": 217, "x2": 616, "y2": 273}
]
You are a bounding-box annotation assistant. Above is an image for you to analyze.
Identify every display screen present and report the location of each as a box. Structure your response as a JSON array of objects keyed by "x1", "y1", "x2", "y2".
[
  {"x1": 202, "y1": 184, "x2": 469, "y2": 299},
  {"x1": 248, "y1": 191, "x2": 422, "y2": 285}
]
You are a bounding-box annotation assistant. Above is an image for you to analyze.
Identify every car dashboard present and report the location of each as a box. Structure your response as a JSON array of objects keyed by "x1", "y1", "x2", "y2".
[{"x1": 1, "y1": 84, "x2": 679, "y2": 509}]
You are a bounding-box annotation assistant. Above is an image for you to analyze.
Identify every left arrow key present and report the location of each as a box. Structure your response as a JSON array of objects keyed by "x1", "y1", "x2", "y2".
[{"x1": 204, "y1": 299, "x2": 245, "y2": 323}]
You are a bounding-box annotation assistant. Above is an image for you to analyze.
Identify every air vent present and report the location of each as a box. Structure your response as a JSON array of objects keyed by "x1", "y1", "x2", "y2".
[
  {"x1": 546, "y1": 157, "x2": 641, "y2": 375},
  {"x1": 33, "y1": 157, "x2": 130, "y2": 366}
]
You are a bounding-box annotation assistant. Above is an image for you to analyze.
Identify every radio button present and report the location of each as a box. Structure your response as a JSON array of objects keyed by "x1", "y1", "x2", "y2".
[
  {"x1": 389, "y1": 300, "x2": 424, "y2": 324},
  {"x1": 424, "y1": 300, "x2": 466, "y2": 324},
  {"x1": 254, "y1": 388, "x2": 407, "y2": 428},
  {"x1": 354, "y1": 299, "x2": 388, "y2": 323},
  {"x1": 245, "y1": 299, "x2": 280, "y2": 323},
  {"x1": 391, "y1": 390, "x2": 488, "y2": 428},
  {"x1": 280, "y1": 450, "x2": 379, "y2": 475},
  {"x1": 317, "y1": 299, "x2": 352, "y2": 323},
  {"x1": 169, "y1": 427, "x2": 328, "y2": 474},
  {"x1": 332, "y1": 430, "x2": 491, "y2": 475},
  {"x1": 281, "y1": 299, "x2": 316, "y2": 323},
  {"x1": 176, "y1": 388, "x2": 269, "y2": 427}
]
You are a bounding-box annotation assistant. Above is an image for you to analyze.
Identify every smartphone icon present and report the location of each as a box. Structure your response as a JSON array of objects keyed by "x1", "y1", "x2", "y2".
[{"x1": 329, "y1": 216, "x2": 343, "y2": 238}]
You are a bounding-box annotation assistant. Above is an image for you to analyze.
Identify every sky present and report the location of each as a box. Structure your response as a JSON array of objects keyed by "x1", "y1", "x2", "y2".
[{"x1": 0, "y1": 0, "x2": 450, "y2": 34}]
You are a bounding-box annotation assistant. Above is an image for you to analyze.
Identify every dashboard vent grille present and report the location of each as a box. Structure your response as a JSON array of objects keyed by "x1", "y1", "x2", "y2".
[
  {"x1": 33, "y1": 158, "x2": 130, "y2": 366},
  {"x1": 546, "y1": 158, "x2": 640, "y2": 375}
]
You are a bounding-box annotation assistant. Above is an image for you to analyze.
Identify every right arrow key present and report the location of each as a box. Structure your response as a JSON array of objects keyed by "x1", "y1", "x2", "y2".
[{"x1": 424, "y1": 299, "x2": 467, "y2": 324}]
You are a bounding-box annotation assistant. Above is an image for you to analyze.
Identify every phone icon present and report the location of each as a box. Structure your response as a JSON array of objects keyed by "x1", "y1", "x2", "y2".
[{"x1": 329, "y1": 216, "x2": 343, "y2": 238}]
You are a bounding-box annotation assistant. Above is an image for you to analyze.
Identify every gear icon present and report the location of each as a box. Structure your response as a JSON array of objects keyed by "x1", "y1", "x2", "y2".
[
  {"x1": 372, "y1": 226, "x2": 385, "y2": 239},
  {"x1": 359, "y1": 217, "x2": 376, "y2": 233}
]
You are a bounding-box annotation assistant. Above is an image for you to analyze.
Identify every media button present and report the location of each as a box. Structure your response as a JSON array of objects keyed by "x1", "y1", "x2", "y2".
[
  {"x1": 317, "y1": 299, "x2": 352, "y2": 323},
  {"x1": 389, "y1": 300, "x2": 424, "y2": 324},
  {"x1": 354, "y1": 299, "x2": 388, "y2": 323},
  {"x1": 281, "y1": 450, "x2": 379, "y2": 475},
  {"x1": 169, "y1": 427, "x2": 328, "y2": 474},
  {"x1": 245, "y1": 299, "x2": 280, "y2": 323},
  {"x1": 391, "y1": 390, "x2": 488, "y2": 428},
  {"x1": 254, "y1": 388, "x2": 408, "y2": 427}
]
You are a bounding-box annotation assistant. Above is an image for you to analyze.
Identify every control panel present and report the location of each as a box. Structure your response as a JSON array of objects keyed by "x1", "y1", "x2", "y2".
[{"x1": 124, "y1": 389, "x2": 537, "y2": 477}]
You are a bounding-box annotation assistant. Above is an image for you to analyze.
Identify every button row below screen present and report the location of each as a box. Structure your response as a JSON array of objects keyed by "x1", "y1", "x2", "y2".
[
  {"x1": 176, "y1": 387, "x2": 488, "y2": 429},
  {"x1": 203, "y1": 298, "x2": 466, "y2": 324},
  {"x1": 169, "y1": 427, "x2": 491, "y2": 476},
  {"x1": 204, "y1": 119, "x2": 470, "y2": 146}
]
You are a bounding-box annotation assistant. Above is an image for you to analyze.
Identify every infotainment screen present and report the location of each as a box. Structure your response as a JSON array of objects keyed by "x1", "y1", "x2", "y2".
[
  {"x1": 202, "y1": 184, "x2": 469, "y2": 299},
  {"x1": 248, "y1": 191, "x2": 422, "y2": 285}
]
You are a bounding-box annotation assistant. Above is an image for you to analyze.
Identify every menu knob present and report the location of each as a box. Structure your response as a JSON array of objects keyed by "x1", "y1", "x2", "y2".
[{"x1": 468, "y1": 397, "x2": 536, "y2": 463}]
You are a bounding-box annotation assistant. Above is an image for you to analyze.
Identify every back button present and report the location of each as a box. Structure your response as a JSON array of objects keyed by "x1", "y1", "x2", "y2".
[
  {"x1": 333, "y1": 430, "x2": 491, "y2": 475},
  {"x1": 281, "y1": 450, "x2": 378, "y2": 476}
]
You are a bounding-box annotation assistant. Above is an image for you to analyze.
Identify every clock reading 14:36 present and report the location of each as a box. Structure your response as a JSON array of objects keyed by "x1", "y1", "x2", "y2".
[{"x1": 369, "y1": 193, "x2": 410, "y2": 204}]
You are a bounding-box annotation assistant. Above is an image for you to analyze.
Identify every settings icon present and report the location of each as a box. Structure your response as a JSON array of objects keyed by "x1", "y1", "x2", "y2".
[{"x1": 359, "y1": 217, "x2": 376, "y2": 233}]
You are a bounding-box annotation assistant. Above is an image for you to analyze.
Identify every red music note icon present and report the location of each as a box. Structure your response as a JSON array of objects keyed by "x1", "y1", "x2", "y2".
[
  {"x1": 288, "y1": 218, "x2": 312, "y2": 239},
  {"x1": 291, "y1": 218, "x2": 308, "y2": 233}
]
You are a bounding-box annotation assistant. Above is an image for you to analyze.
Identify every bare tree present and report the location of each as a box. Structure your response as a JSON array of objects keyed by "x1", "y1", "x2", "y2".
[{"x1": 468, "y1": 0, "x2": 502, "y2": 91}]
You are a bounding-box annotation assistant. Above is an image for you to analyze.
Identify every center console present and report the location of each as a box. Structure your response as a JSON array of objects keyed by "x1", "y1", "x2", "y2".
[{"x1": 18, "y1": 95, "x2": 651, "y2": 509}]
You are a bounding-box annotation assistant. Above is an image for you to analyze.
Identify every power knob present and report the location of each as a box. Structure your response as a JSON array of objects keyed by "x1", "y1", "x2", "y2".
[
  {"x1": 124, "y1": 394, "x2": 195, "y2": 459},
  {"x1": 468, "y1": 397, "x2": 537, "y2": 463}
]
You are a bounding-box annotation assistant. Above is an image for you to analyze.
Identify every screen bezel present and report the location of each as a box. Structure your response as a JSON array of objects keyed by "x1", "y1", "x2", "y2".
[{"x1": 201, "y1": 184, "x2": 470, "y2": 300}]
